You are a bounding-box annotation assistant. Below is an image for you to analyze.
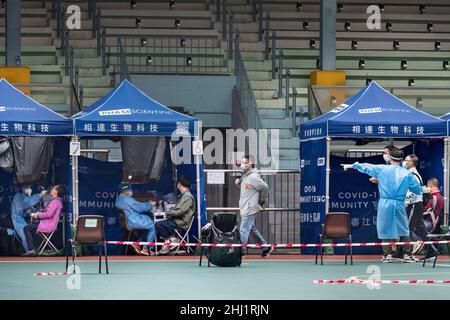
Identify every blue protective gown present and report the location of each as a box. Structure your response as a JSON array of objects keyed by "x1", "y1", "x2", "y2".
[
  {"x1": 11, "y1": 192, "x2": 41, "y2": 251},
  {"x1": 352, "y1": 162, "x2": 423, "y2": 239},
  {"x1": 115, "y1": 195, "x2": 155, "y2": 243}
]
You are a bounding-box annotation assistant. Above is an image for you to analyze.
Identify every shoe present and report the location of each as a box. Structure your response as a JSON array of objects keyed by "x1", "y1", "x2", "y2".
[
  {"x1": 131, "y1": 244, "x2": 142, "y2": 255},
  {"x1": 140, "y1": 249, "x2": 150, "y2": 256},
  {"x1": 159, "y1": 245, "x2": 172, "y2": 255},
  {"x1": 261, "y1": 247, "x2": 273, "y2": 258},
  {"x1": 381, "y1": 254, "x2": 395, "y2": 263},
  {"x1": 21, "y1": 250, "x2": 37, "y2": 257},
  {"x1": 401, "y1": 254, "x2": 418, "y2": 263},
  {"x1": 412, "y1": 243, "x2": 425, "y2": 255}
]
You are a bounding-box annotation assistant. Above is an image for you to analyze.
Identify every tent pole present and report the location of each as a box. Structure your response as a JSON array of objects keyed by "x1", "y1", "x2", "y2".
[
  {"x1": 71, "y1": 135, "x2": 79, "y2": 227},
  {"x1": 445, "y1": 138, "x2": 449, "y2": 226},
  {"x1": 195, "y1": 121, "x2": 202, "y2": 239},
  {"x1": 325, "y1": 137, "x2": 331, "y2": 215}
]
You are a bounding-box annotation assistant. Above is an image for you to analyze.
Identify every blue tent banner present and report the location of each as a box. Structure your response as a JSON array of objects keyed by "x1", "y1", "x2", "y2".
[{"x1": 299, "y1": 138, "x2": 327, "y2": 254}]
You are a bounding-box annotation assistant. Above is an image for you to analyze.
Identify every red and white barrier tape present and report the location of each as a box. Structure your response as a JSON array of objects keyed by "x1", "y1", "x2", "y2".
[
  {"x1": 102, "y1": 240, "x2": 450, "y2": 248},
  {"x1": 34, "y1": 272, "x2": 69, "y2": 276},
  {"x1": 313, "y1": 279, "x2": 450, "y2": 285}
]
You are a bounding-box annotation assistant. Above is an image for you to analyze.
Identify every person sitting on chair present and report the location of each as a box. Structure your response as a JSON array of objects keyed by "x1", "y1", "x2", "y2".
[
  {"x1": 156, "y1": 176, "x2": 195, "y2": 255},
  {"x1": 115, "y1": 182, "x2": 156, "y2": 256},
  {"x1": 22, "y1": 185, "x2": 64, "y2": 256}
]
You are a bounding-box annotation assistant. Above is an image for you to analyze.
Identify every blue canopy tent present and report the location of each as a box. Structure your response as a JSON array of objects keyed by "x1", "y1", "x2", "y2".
[
  {"x1": 440, "y1": 112, "x2": 450, "y2": 226},
  {"x1": 0, "y1": 78, "x2": 73, "y2": 136},
  {"x1": 0, "y1": 78, "x2": 73, "y2": 251},
  {"x1": 72, "y1": 79, "x2": 206, "y2": 239},
  {"x1": 300, "y1": 81, "x2": 447, "y2": 253}
]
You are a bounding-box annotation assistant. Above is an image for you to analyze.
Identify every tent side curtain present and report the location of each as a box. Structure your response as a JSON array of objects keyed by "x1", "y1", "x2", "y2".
[
  {"x1": 0, "y1": 78, "x2": 73, "y2": 136},
  {"x1": 72, "y1": 80, "x2": 196, "y2": 137},
  {"x1": 300, "y1": 81, "x2": 447, "y2": 139}
]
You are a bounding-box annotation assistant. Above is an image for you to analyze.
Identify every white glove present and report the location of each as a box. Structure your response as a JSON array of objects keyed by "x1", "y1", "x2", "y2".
[
  {"x1": 235, "y1": 178, "x2": 241, "y2": 186},
  {"x1": 422, "y1": 186, "x2": 431, "y2": 194},
  {"x1": 342, "y1": 164, "x2": 353, "y2": 171}
]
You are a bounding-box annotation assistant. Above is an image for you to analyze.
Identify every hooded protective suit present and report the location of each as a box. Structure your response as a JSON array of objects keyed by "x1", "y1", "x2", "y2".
[
  {"x1": 11, "y1": 192, "x2": 41, "y2": 251},
  {"x1": 115, "y1": 194, "x2": 155, "y2": 243},
  {"x1": 352, "y1": 162, "x2": 423, "y2": 239}
]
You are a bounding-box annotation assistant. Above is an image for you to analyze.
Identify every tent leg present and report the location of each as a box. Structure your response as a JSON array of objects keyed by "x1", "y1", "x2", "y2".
[{"x1": 444, "y1": 138, "x2": 449, "y2": 226}]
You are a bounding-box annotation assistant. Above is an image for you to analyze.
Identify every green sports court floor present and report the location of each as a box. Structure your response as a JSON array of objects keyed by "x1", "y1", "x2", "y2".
[{"x1": 1, "y1": 255, "x2": 450, "y2": 300}]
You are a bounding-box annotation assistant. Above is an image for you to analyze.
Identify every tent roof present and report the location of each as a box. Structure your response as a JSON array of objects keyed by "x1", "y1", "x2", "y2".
[
  {"x1": 300, "y1": 81, "x2": 447, "y2": 140},
  {"x1": 73, "y1": 79, "x2": 196, "y2": 136},
  {"x1": 0, "y1": 78, "x2": 73, "y2": 136}
]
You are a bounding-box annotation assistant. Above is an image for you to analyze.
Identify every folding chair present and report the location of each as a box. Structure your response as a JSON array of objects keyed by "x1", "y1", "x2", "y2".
[
  {"x1": 173, "y1": 215, "x2": 195, "y2": 255},
  {"x1": 422, "y1": 231, "x2": 450, "y2": 268},
  {"x1": 66, "y1": 215, "x2": 109, "y2": 274},
  {"x1": 315, "y1": 212, "x2": 353, "y2": 265},
  {"x1": 37, "y1": 212, "x2": 64, "y2": 256}
]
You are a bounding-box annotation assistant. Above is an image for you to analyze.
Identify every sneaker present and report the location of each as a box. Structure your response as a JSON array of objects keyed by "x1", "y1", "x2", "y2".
[
  {"x1": 261, "y1": 247, "x2": 274, "y2": 258},
  {"x1": 158, "y1": 245, "x2": 172, "y2": 255},
  {"x1": 381, "y1": 254, "x2": 394, "y2": 263},
  {"x1": 21, "y1": 250, "x2": 37, "y2": 257},
  {"x1": 401, "y1": 254, "x2": 418, "y2": 263},
  {"x1": 412, "y1": 243, "x2": 425, "y2": 255}
]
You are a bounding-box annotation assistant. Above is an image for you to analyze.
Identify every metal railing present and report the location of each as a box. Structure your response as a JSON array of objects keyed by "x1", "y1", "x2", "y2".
[
  {"x1": 117, "y1": 38, "x2": 130, "y2": 81},
  {"x1": 234, "y1": 32, "x2": 264, "y2": 131},
  {"x1": 204, "y1": 169, "x2": 300, "y2": 248},
  {"x1": 278, "y1": 49, "x2": 284, "y2": 98},
  {"x1": 113, "y1": 36, "x2": 229, "y2": 74}
]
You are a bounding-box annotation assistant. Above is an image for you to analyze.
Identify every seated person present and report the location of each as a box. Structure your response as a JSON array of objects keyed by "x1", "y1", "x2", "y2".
[
  {"x1": 156, "y1": 176, "x2": 195, "y2": 255},
  {"x1": 115, "y1": 183, "x2": 156, "y2": 256},
  {"x1": 11, "y1": 185, "x2": 47, "y2": 253},
  {"x1": 22, "y1": 185, "x2": 64, "y2": 256},
  {"x1": 423, "y1": 178, "x2": 444, "y2": 233}
]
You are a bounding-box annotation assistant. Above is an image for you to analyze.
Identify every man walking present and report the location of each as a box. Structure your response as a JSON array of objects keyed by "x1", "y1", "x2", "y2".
[{"x1": 235, "y1": 155, "x2": 271, "y2": 257}]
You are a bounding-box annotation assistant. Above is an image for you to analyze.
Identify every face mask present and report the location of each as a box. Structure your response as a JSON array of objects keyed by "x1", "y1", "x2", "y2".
[
  {"x1": 383, "y1": 154, "x2": 390, "y2": 163},
  {"x1": 24, "y1": 188, "x2": 32, "y2": 196},
  {"x1": 402, "y1": 161, "x2": 407, "y2": 168},
  {"x1": 239, "y1": 163, "x2": 246, "y2": 172}
]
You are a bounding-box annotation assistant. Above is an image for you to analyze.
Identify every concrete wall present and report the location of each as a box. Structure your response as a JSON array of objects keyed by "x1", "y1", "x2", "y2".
[{"x1": 122, "y1": 74, "x2": 235, "y2": 128}]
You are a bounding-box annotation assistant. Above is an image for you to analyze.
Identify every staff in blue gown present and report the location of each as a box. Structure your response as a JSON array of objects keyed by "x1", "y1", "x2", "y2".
[
  {"x1": 11, "y1": 185, "x2": 47, "y2": 252},
  {"x1": 115, "y1": 183, "x2": 156, "y2": 256},
  {"x1": 344, "y1": 148, "x2": 423, "y2": 263}
]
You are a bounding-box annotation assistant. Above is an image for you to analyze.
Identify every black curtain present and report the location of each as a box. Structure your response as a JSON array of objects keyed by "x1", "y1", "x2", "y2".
[
  {"x1": 10, "y1": 137, "x2": 54, "y2": 185},
  {"x1": 121, "y1": 137, "x2": 166, "y2": 183}
]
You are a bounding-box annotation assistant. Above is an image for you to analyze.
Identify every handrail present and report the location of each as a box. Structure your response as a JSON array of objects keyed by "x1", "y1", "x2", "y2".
[
  {"x1": 228, "y1": 11, "x2": 233, "y2": 59},
  {"x1": 258, "y1": 0, "x2": 263, "y2": 41},
  {"x1": 264, "y1": 11, "x2": 270, "y2": 59},
  {"x1": 117, "y1": 38, "x2": 130, "y2": 81},
  {"x1": 285, "y1": 67, "x2": 290, "y2": 117},
  {"x1": 270, "y1": 31, "x2": 277, "y2": 78},
  {"x1": 292, "y1": 87, "x2": 298, "y2": 136},
  {"x1": 278, "y1": 48, "x2": 284, "y2": 98}
]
